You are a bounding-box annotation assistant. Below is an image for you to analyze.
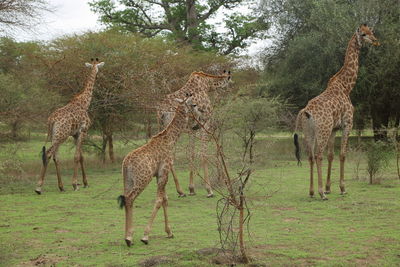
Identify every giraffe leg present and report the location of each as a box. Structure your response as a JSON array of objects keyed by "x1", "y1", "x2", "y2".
[
  {"x1": 53, "y1": 147, "x2": 65, "y2": 192},
  {"x1": 141, "y1": 173, "x2": 168, "y2": 244},
  {"x1": 201, "y1": 136, "x2": 213, "y2": 198},
  {"x1": 79, "y1": 132, "x2": 88, "y2": 188},
  {"x1": 188, "y1": 135, "x2": 196, "y2": 196},
  {"x1": 315, "y1": 154, "x2": 327, "y2": 200},
  {"x1": 170, "y1": 165, "x2": 186, "y2": 197},
  {"x1": 339, "y1": 125, "x2": 352, "y2": 195},
  {"x1": 308, "y1": 156, "x2": 314, "y2": 197},
  {"x1": 202, "y1": 156, "x2": 213, "y2": 198},
  {"x1": 72, "y1": 133, "x2": 84, "y2": 191},
  {"x1": 141, "y1": 190, "x2": 164, "y2": 244},
  {"x1": 162, "y1": 192, "x2": 174, "y2": 238},
  {"x1": 80, "y1": 151, "x2": 88, "y2": 188},
  {"x1": 325, "y1": 131, "x2": 336, "y2": 194},
  {"x1": 35, "y1": 150, "x2": 52, "y2": 194},
  {"x1": 124, "y1": 196, "x2": 134, "y2": 247}
]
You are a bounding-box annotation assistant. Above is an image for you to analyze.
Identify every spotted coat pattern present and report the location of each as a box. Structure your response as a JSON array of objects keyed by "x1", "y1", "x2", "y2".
[
  {"x1": 35, "y1": 59, "x2": 104, "y2": 194},
  {"x1": 156, "y1": 71, "x2": 231, "y2": 197},
  {"x1": 121, "y1": 97, "x2": 204, "y2": 246},
  {"x1": 295, "y1": 24, "x2": 379, "y2": 200}
]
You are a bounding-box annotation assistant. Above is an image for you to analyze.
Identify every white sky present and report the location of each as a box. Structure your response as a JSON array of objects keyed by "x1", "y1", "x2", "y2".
[{"x1": 16, "y1": 0, "x2": 102, "y2": 42}]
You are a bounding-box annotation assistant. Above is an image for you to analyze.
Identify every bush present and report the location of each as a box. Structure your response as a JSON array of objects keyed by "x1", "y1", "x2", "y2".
[{"x1": 365, "y1": 141, "x2": 391, "y2": 184}]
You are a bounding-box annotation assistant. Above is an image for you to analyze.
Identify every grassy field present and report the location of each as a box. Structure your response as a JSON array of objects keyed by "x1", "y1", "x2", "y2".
[{"x1": 0, "y1": 133, "x2": 399, "y2": 266}]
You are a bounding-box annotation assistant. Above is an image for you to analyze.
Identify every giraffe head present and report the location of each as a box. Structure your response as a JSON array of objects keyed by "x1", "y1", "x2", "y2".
[
  {"x1": 209, "y1": 70, "x2": 231, "y2": 91},
  {"x1": 175, "y1": 93, "x2": 206, "y2": 131},
  {"x1": 85, "y1": 58, "x2": 105, "y2": 73},
  {"x1": 357, "y1": 24, "x2": 380, "y2": 47}
]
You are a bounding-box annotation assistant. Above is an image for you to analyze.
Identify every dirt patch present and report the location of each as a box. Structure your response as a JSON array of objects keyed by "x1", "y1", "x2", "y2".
[
  {"x1": 54, "y1": 229, "x2": 70, "y2": 233},
  {"x1": 272, "y1": 206, "x2": 296, "y2": 211},
  {"x1": 196, "y1": 247, "x2": 222, "y2": 256},
  {"x1": 283, "y1": 217, "x2": 300, "y2": 222},
  {"x1": 21, "y1": 254, "x2": 68, "y2": 266},
  {"x1": 211, "y1": 252, "x2": 247, "y2": 265},
  {"x1": 138, "y1": 255, "x2": 173, "y2": 267}
]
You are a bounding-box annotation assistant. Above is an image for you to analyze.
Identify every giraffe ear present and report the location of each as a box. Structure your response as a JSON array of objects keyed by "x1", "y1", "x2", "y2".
[
  {"x1": 97, "y1": 62, "x2": 105, "y2": 68},
  {"x1": 85, "y1": 63, "x2": 93, "y2": 68}
]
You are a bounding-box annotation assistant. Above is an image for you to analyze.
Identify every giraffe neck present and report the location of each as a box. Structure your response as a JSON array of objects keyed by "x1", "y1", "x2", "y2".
[
  {"x1": 328, "y1": 33, "x2": 361, "y2": 95},
  {"x1": 157, "y1": 107, "x2": 187, "y2": 147},
  {"x1": 72, "y1": 68, "x2": 98, "y2": 110},
  {"x1": 181, "y1": 75, "x2": 208, "y2": 94}
]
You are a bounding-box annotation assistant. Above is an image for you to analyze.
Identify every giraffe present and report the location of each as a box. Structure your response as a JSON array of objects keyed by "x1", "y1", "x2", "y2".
[
  {"x1": 35, "y1": 58, "x2": 105, "y2": 194},
  {"x1": 294, "y1": 24, "x2": 379, "y2": 200},
  {"x1": 118, "y1": 94, "x2": 206, "y2": 247},
  {"x1": 156, "y1": 71, "x2": 231, "y2": 197}
]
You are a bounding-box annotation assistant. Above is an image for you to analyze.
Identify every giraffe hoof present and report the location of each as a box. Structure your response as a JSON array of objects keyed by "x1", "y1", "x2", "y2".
[
  {"x1": 322, "y1": 196, "x2": 328, "y2": 201},
  {"x1": 188, "y1": 192, "x2": 196, "y2": 196},
  {"x1": 83, "y1": 184, "x2": 89, "y2": 188},
  {"x1": 340, "y1": 191, "x2": 347, "y2": 195},
  {"x1": 206, "y1": 193, "x2": 214, "y2": 198},
  {"x1": 125, "y1": 239, "x2": 132, "y2": 247},
  {"x1": 34, "y1": 189, "x2": 42, "y2": 195},
  {"x1": 167, "y1": 234, "x2": 174, "y2": 239},
  {"x1": 59, "y1": 187, "x2": 65, "y2": 192},
  {"x1": 72, "y1": 184, "x2": 79, "y2": 191},
  {"x1": 178, "y1": 193, "x2": 186, "y2": 198},
  {"x1": 324, "y1": 190, "x2": 331, "y2": 194},
  {"x1": 140, "y1": 238, "x2": 149, "y2": 245}
]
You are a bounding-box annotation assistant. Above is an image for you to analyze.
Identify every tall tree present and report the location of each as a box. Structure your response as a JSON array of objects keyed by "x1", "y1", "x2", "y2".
[{"x1": 89, "y1": 0, "x2": 268, "y2": 54}]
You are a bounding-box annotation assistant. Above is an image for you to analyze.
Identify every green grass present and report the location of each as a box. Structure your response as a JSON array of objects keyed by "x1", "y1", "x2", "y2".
[{"x1": 0, "y1": 133, "x2": 399, "y2": 266}]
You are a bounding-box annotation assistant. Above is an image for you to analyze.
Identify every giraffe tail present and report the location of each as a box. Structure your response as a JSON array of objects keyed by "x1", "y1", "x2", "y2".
[
  {"x1": 294, "y1": 133, "x2": 301, "y2": 166},
  {"x1": 41, "y1": 146, "x2": 47, "y2": 166},
  {"x1": 293, "y1": 110, "x2": 305, "y2": 166},
  {"x1": 117, "y1": 195, "x2": 126, "y2": 209}
]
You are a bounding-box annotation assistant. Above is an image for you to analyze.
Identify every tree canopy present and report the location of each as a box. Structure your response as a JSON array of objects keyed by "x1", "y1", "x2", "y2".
[{"x1": 89, "y1": 0, "x2": 269, "y2": 54}]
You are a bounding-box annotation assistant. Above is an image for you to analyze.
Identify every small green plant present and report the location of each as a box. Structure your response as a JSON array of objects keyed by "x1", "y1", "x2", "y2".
[{"x1": 365, "y1": 141, "x2": 391, "y2": 184}]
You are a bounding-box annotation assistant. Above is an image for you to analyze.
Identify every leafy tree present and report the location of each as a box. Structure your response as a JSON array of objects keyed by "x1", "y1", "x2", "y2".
[
  {"x1": 0, "y1": 37, "x2": 59, "y2": 139},
  {"x1": 36, "y1": 30, "x2": 230, "y2": 161},
  {"x1": 89, "y1": 0, "x2": 269, "y2": 54},
  {"x1": 260, "y1": 0, "x2": 400, "y2": 140}
]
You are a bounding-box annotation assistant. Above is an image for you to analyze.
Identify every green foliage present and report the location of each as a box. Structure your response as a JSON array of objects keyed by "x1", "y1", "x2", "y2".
[
  {"x1": 365, "y1": 141, "x2": 392, "y2": 184},
  {"x1": 89, "y1": 0, "x2": 269, "y2": 54},
  {"x1": 0, "y1": 38, "x2": 60, "y2": 138},
  {"x1": 216, "y1": 83, "x2": 283, "y2": 163}
]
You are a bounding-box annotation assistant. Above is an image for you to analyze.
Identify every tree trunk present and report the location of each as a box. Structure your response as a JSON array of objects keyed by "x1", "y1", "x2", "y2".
[
  {"x1": 107, "y1": 134, "x2": 115, "y2": 163},
  {"x1": 186, "y1": 0, "x2": 200, "y2": 43},
  {"x1": 11, "y1": 120, "x2": 20, "y2": 139},
  {"x1": 239, "y1": 193, "x2": 249, "y2": 264},
  {"x1": 249, "y1": 131, "x2": 255, "y2": 164},
  {"x1": 146, "y1": 117, "x2": 152, "y2": 139},
  {"x1": 101, "y1": 135, "x2": 108, "y2": 164}
]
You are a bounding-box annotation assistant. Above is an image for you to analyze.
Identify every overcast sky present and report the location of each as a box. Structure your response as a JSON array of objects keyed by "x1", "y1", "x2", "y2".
[{"x1": 17, "y1": 0, "x2": 102, "y2": 42}]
